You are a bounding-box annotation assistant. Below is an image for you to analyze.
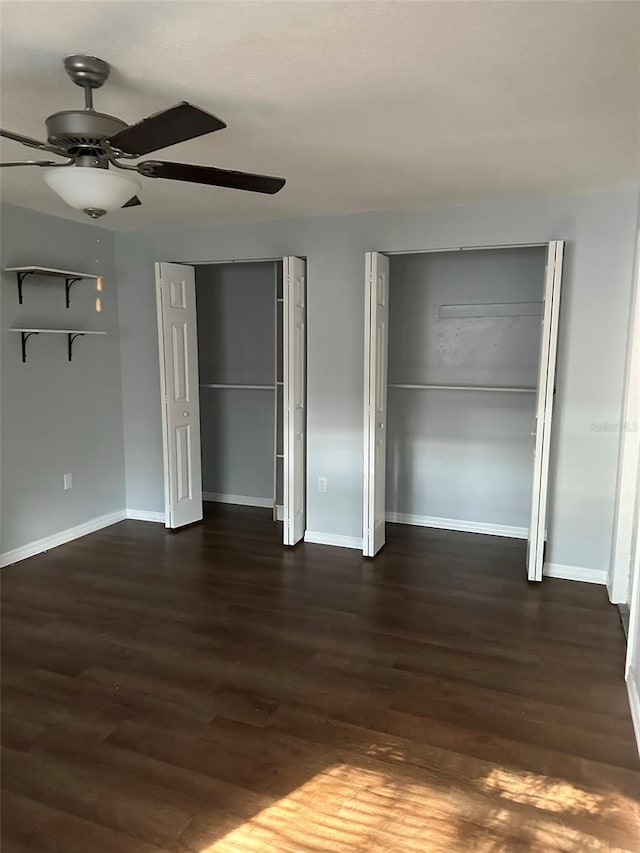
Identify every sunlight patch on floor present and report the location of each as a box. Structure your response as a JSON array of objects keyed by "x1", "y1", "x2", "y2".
[
  {"x1": 195, "y1": 760, "x2": 635, "y2": 853},
  {"x1": 481, "y1": 766, "x2": 604, "y2": 815}
]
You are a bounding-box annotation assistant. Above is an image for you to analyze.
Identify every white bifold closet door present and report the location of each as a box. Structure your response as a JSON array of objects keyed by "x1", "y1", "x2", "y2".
[
  {"x1": 362, "y1": 242, "x2": 564, "y2": 579},
  {"x1": 283, "y1": 256, "x2": 307, "y2": 545},
  {"x1": 527, "y1": 240, "x2": 564, "y2": 581},
  {"x1": 157, "y1": 258, "x2": 306, "y2": 542},
  {"x1": 155, "y1": 262, "x2": 203, "y2": 529},
  {"x1": 363, "y1": 252, "x2": 390, "y2": 557}
]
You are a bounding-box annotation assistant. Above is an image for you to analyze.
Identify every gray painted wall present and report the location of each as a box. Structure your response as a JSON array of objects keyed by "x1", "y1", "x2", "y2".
[
  {"x1": 195, "y1": 262, "x2": 275, "y2": 500},
  {"x1": 1, "y1": 203, "x2": 125, "y2": 554},
  {"x1": 115, "y1": 189, "x2": 638, "y2": 575},
  {"x1": 386, "y1": 248, "x2": 545, "y2": 529}
]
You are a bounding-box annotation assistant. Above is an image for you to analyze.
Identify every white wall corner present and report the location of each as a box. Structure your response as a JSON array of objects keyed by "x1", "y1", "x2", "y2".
[
  {"x1": 304, "y1": 531, "x2": 363, "y2": 550},
  {"x1": 543, "y1": 562, "x2": 608, "y2": 585},
  {"x1": 627, "y1": 666, "x2": 640, "y2": 758},
  {"x1": 0, "y1": 510, "x2": 126, "y2": 568},
  {"x1": 126, "y1": 508, "x2": 165, "y2": 523}
]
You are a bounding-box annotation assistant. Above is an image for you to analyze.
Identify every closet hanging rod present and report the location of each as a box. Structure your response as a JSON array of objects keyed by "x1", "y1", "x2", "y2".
[
  {"x1": 388, "y1": 383, "x2": 536, "y2": 393},
  {"x1": 199, "y1": 383, "x2": 275, "y2": 390}
]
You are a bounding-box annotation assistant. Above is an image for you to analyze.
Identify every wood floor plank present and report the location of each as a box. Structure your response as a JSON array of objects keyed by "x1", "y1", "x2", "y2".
[
  {"x1": 2, "y1": 504, "x2": 638, "y2": 852},
  {"x1": 1, "y1": 788, "x2": 171, "y2": 853},
  {"x1": 1, "y1": 745, "x2": 194, "y2": 847}
]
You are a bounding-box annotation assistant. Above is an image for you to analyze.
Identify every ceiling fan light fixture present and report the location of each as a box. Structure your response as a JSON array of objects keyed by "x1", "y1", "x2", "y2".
[
  {"x1": 43, "y1": 165, "x2": 141, "y2": 218},
  {"x1": 3, "y1": 55, "x2": 286, "y2": 217}
]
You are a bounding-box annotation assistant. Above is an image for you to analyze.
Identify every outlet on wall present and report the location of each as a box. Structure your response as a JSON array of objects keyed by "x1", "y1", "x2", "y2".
[
  {"x1": 318, "y1": 476, "x2": 327, "y2": 493},
  {"x1": 63, "y1": 473, "x2": 72, "y2": 491}
]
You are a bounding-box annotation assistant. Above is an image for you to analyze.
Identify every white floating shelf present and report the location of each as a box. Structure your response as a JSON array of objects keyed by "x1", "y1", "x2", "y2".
[
  {"x1": 388, "y1": 383, "x2": 536, "y2": 393},
  {"x1": 199, "y1": 383, "x2": 275, "y2": 390},
  {"x1": 4, "y1": 266, "x2": 100, "y2": 307},
  {"x1": 10, "y1": 328, "x2": 106, "y2": 334},
  {"x1": 10, "y1": 328, "x2": 106, "y2": 362},
  {"x1": 5, "y1": 266, "x2": 99, "y2": 278}
]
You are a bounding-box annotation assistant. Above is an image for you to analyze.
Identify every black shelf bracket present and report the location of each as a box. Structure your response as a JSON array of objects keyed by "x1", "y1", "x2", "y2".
[
  {"x1": 20, "y1": 331, "x2": 39, "y2": 363},
  {"x1": 14, "y1": 271, "x2": 87, "y2": 307},
  {"x1": 16, "y1": 271, "x2": 33, "y2": 305},
  {"x1": 64, "y1": 277, "x2": 83, "y2": 309},
  {"x1": 67, "y1": 332, "x2": 85, "y2": 362}
]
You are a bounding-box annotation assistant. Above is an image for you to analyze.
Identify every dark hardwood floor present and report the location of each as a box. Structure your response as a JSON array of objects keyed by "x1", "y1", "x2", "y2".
[{"x1": 2, "y1": 504, "x2": 639, "y2": 852}]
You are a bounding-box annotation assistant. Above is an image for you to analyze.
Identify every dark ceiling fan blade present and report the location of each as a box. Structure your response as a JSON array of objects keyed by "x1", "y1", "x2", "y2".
[
  {"x1": 107, "y1": 103, "x2": 226, "y2": 156},
  {"x1": 1, "y1": 128, "x2": 65, "y2": 154},
  {"x1": 121, "y1": 195, "x2": 142, "y2": 208},
  {"x1": 137, "y1": 160, "x2": 286, "y2": 194},
  {"x1": 0, "y1": 160, "x2": 65, "y2": 167}
]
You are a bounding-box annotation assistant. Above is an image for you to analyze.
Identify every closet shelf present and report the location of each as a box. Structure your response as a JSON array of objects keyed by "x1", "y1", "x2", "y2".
[
  {"x1": 10, "y1": 328, "x2": 106, "y2": 363},
  {"x1": 5, "y1": 266, "x2": 100, "y2": 307},
  {"x1": 199, "y1": 383, "x2": 275, "y2": 390},
  {"x1": 388, "y1": 383, "x2": 536, "y2": 393}
]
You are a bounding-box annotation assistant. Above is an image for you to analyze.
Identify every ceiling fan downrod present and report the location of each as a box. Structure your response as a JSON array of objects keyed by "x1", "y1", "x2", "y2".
[{"x1": 63, "y1": 54, "x2": 111, "y2": 111}]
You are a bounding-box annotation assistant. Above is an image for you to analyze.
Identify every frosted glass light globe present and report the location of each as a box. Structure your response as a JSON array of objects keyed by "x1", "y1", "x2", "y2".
[{"x1": 44, "y1": 166, "x2": 141, "y2": 217}]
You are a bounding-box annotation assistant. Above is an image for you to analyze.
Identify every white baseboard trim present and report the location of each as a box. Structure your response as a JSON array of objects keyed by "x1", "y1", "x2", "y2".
[
  {"x1": 386, "y1": 512, "x2": 528, "y2": 540},
  {"x1": 126, "y1": 508, "x2": 165, "y2": 523},
  {"x1": 543, "y1": 562, "x2": 608, "y2": 585},
  {"x1": 203, "y1": 492, "x2": 273, "y2": 509},
  {"x1": 627, "y1": 667, "x2": 640, "y2": 758},
  {"x1": 304, "y1": 531, "x2": 363, "y2": 550},
  {"x1": 0, "y1": 509, "x2": 126, "y2": 568},
  {"x1": 275, "y1": 504, "x2": 284, "y2": 522}
]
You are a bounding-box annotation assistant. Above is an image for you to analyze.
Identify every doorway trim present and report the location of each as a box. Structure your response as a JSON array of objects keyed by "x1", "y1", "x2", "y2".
[{"x1": 609, "y1": 225, "x2": 640, "y2": 603}]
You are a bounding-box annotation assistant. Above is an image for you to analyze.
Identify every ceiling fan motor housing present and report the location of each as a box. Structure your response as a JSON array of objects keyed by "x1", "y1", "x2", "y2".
[{"x1": 46, "y1": 110, "x2": 127, "y2": 156}]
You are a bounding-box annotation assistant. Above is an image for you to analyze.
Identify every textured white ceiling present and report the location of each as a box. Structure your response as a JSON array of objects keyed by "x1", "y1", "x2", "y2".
[{"x1": 1, "y1": 0, "x2": 638, "y2": 230}]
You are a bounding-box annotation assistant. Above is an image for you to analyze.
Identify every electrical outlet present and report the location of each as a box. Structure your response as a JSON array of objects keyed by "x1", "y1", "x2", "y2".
[
  {"x1": 64, "y1": 473, "x2": 72, "y2": 491},
  {"x1": 318, "y1": 477, "x2": 327, "y2": 493}
]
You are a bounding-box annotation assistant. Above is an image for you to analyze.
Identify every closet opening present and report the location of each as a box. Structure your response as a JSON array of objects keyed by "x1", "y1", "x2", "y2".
[
  {"x1": 196, "y1": 260, "x2": 283, "y2": 525},
  {"x1": 155, "y1": 257, "x2": 307, "y2": 546},
  {"x1": 363, "y1": 242, "x2": 564, "y2": 581}
]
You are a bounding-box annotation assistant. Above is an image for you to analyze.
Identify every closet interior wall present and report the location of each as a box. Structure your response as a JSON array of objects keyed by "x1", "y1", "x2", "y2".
[
  {"x1": 386, "y1": 247, "x2": 547, "y2": 535},
  {"x1": 275, "y1": 263, "x2": 284, "y2": 518},
  {"x1": 195, "y1": 261, "x2": 283, "y2": 512}
]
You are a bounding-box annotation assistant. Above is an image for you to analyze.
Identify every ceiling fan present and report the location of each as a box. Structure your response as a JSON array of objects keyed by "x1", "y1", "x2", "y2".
[{"x1": 0, "y1": 55, "x2": 286, "y2": 219}]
